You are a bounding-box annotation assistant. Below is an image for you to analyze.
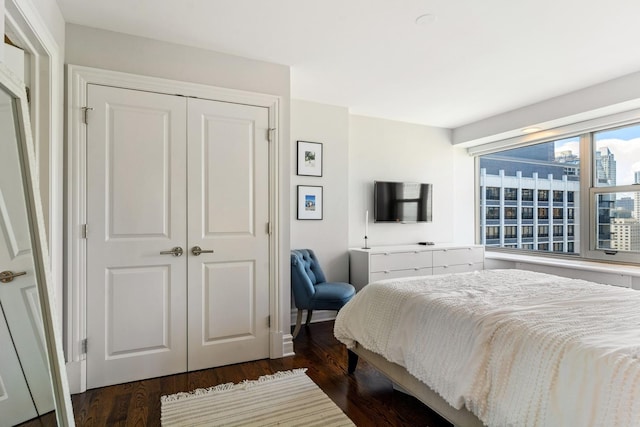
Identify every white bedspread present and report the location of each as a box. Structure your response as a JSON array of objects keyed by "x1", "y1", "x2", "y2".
[{"x1": 334, "y1": 269, "x2": 640, "y2": 427}]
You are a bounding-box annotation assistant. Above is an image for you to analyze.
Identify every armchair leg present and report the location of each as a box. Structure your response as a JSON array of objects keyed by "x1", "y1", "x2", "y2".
[
  {"x1": 292, "y1": 309, "x2": 303, "y2": 338},
  {"x1": 305, "y1": 309, "x2": 313, "y2": 326}
]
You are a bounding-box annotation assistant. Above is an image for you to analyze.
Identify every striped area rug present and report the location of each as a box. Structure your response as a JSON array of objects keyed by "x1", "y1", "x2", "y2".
[{"x1": 160, "y1": 368, "x2": 354, "y2": 426}]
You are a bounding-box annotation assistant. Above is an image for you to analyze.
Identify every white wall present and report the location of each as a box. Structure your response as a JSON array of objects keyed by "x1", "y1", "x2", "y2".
[
  {"x1": 348, "y1": 115, "x2": 475, "y2": 247},
  {"x1": 64, "y1": 24, "x2": 293, "y2": 362},
  {"x1": 291, "y1": 100, "x2": 350, "y2": 282}
]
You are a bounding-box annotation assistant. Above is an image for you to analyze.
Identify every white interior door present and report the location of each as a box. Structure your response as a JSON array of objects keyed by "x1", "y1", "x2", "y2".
[
  {"x1": 0, "y1": 306, "x2": 37, "y2": 427},
  {"x1": 0, "y1": 95, "x2": 54, "y2": 417},
  {"x1": 186, "y1": 98, "x2": 270, "y2": 370},
  {"x1": 86, "y1": 85, "x2": 188, "y2": 388}
]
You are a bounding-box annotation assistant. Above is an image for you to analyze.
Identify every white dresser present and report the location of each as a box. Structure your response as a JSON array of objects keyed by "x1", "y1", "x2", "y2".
[{"x1": 349, "y1": 244, "x2": 485, "y2": 291}]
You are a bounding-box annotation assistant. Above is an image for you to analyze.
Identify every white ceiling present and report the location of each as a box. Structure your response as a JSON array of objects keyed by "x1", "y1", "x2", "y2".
[{"x1": 56, "y1": 0, "x2": 640, "y2": 129}]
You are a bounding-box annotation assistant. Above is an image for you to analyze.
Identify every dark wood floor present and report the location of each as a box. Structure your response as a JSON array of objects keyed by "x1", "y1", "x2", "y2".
[{"x1": 68, "y1": 321, "x2": 452, "y2": 426}]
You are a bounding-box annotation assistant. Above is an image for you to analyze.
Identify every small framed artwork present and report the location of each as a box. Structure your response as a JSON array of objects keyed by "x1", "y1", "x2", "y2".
[
  {"x1": 297, "y1": 185, "x2": 323, "y2": 220},
  {"x1": 297, "y1": 141, "x2": 323, "y2": 176}
]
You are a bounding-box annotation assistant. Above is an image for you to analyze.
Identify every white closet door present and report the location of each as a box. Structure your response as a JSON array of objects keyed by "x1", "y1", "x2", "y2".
[
  {"x1": 0, "y1": 306, "x2": 38, "y2": 427},
  {"x1": 86, "y1": 85, "x2": 188, "y2": 388},
  {"x1": 0, "y1": 96, "x2": 54, "y2": 416},
  {"x1": 186, "y1": 98, "x2": 270, "y2": 370}
]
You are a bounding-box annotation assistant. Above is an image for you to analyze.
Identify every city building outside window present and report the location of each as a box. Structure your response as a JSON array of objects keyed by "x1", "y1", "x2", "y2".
[
  {"x1": 553, "y1": 190, "x2": 564, "y2": 202},
  {"x1": 478, "y1": 121, "x2": 640, "y2": 264},
  {"x1": 504, "y1": 188, "x2": 518, "y2": 200},
  {"x1": 486, "y1": 206, "x2": 500, "y2": 219},
  {"x1": 504, "y1": 207, "x2": 517, "y2": 220},
  {"x1": 505, "y1": 226, "x2": 517, "y2": 238}
]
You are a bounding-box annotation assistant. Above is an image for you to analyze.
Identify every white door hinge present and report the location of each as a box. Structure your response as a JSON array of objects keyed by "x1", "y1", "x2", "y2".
[
  {"x1": 81, "y1": 224, "x2": 88, "y2": 239},
  {"x1": 82, "y1": 106, "x2": 94, "y2": 125},
  {"x1": 81, "y1": 338, "x2": 88, "y2": 354},
  {"x1": 267, "y1": 222, "x2": 272, "y2": 235},
  {"x1": 267, "y1": 128, "x2": 275, "y2": 142},
  {"x1": 267, "y1": 315, "x2": 271, "y2": 328}
]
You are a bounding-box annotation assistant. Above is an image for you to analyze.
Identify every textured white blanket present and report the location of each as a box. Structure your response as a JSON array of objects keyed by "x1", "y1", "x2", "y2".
[{"x1": 334, "y1": 269, "x2": 640, "y2": 427}]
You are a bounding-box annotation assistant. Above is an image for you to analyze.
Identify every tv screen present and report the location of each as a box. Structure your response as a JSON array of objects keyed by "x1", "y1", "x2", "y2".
[{"x1": 374, "y1": 181, "x2": 432, "y2": 223}]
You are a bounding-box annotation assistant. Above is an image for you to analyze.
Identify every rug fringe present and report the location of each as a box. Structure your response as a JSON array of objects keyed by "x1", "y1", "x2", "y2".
[{"x1": 160, "y1": 368, "x2": 308, "y2": 403}]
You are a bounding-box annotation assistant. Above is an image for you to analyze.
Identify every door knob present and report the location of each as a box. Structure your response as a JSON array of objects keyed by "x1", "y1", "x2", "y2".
[
  {"x1": 160, "y1": 246, "x2": 183, "y2": 257},
  {"x1": 191, "y1": 246, "x2": 214, "y2": 256},
  {"x1": 0, "y1": 270, "x2": 27, "y2": 283}
]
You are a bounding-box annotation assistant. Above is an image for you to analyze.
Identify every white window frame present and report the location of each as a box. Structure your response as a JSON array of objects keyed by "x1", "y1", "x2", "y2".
[{"x1": 472, "y1": 110, "x2": 640, "y2": 266}]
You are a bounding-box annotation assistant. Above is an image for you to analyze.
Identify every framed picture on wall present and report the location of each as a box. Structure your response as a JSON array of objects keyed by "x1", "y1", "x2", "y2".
[
  {"x1": 297, "y1": 141, "x2": 323, "y2": 176},
  {"x1": 297, "y1": 185, "x2": 323, "y2": 220}
]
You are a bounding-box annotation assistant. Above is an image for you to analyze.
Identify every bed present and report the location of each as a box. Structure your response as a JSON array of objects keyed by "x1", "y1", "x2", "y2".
[{"x1": 334, "y1": 269, "x2": 640, "y2": 427}]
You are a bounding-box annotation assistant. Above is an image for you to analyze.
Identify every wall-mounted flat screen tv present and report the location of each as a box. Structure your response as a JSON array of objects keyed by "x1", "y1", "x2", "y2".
[{"x1": 374, "y1": 181, "x2": 432, "y2": 223}]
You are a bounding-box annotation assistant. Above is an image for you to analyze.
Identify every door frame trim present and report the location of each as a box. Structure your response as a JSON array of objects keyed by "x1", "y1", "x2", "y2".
[{"x1": 66, "y1": 64, "x2": 283, "y2": 393}]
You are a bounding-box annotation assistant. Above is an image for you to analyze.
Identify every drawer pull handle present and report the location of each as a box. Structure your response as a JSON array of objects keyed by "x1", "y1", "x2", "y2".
[
  {"x1": 384, "y1": 270, "x2": 390, "y2": 274},
  {"x1": 414, "y1": 267, "x2": 419, "y2": 270}
]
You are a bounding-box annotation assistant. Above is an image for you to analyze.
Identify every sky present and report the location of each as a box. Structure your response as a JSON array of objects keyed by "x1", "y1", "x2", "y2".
[{"x1": 555, "y1": 130, "x2": 640, "y2": 186}]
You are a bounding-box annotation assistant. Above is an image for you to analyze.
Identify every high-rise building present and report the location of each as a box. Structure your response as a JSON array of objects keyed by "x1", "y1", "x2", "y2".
[
  {"x1": 479, "y1": 169, "x2": 579, "y2": 253},
  {"x1": 635, "y1": 171, "x2": 640, "y2": 221},
  {"x1": 596, "y1": 147, "x2": 616, "y2": 186},
  {"x1": 611, "y1": 218, "x2": 640, "y2": 251}
]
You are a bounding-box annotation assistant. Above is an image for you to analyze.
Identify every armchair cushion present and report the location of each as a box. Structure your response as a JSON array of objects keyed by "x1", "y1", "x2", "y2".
[{"x1": 311, "y1": 282, "x2": 355, "y2": 310}]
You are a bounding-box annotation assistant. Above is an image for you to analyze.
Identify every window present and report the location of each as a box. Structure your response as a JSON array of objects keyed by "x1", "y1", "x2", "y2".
[
  {"x1": 486, "y1": 207, "x2": 500, "y2": 219},
  {"x1": 485, "y1": 187, "x2": 500, "y2": 200},
  {"x1": 538, "y1": 225, "x2": 549, "y2": 237},
  {"x1": 592, "y1": 124, "x2": 640, "y2": 256},
  {"x1": 553, "y1": 191, "x2": 564, "y2": 202},
  {"x1": 538, "y1": 208, "x2": 549, "y2": 219},
  {"x1": 478, "y1": 121, "x2": 640, "y2": 264},
  {"x1": 522, "y1": 188, "x2": 534, "y2": 201},
  {"x1": 505, "y1": 226, "x2": 517, "y2": 238},
  {"x1": 553, "y1": 225, "x2": 563, "y2": 236},
  {"x1": 504, "y1": 188, "x2": 518, "y2": 201},
  {"x1": 486, "y1": 226, "x2": 500, "y2": 239},
  {"x1": 504, "y1": 207, "x2": 517, "y2": 220}
]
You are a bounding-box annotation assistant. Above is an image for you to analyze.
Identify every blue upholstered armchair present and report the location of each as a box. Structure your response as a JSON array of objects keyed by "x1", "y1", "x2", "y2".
[{"x1": 290, "y1": 249, "x2": 355, "y2": 338}]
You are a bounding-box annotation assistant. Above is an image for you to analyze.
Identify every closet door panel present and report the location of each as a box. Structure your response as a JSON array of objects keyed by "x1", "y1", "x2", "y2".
[
  {"x1": 86, "y1": 85, "x2": 188, "y2": 388},
  {"x1": 187, "y1": 98, "x2": 270, "y2": 371}
]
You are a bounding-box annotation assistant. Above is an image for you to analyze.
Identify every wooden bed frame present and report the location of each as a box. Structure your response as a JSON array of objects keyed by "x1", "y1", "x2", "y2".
[{"x1": 347, "y1": 343, "x2": 484, "y2": 427}]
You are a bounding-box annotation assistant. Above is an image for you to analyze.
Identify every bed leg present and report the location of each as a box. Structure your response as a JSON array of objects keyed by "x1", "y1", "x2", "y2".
[{"x1": 347, "y1": 350, "x2": 359, "y2": 374}]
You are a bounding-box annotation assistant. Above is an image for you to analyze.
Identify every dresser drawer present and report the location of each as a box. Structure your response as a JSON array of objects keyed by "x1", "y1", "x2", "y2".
[
  {"x1": 370, "y1": 267, "x2": 432, "y2": 282},
  {"x1": 432, "y1": 247, "x2": 484, "y2": 267},
  {"x1": 433, "y1": 262, "x2": 484, "y2": 275},
  {"x1": 370, "y1": 251, "x2": 433, "y2": 272}
]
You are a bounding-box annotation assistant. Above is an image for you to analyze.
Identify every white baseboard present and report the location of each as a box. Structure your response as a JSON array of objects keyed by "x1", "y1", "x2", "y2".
[
  {"x1": 65, "y1": 359, "x2": 86, "y2": 394},
  {"x1": 289, "y1": 309, "x2": 337, "y2": 326},
  {"x1": 282, "y1": 334, "x2": 295, "y2": 357}
]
